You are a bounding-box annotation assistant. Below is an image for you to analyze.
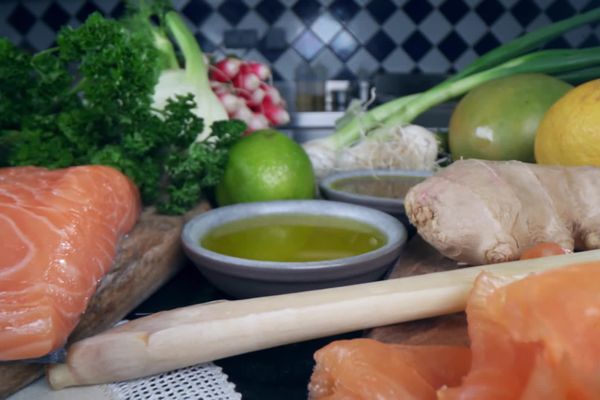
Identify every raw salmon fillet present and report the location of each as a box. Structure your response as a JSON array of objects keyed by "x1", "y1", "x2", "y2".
[
  {"x1": 308, "y1": 338, "x2": 471, "y2": 399},
  {"x1": 309, "y1": 262, "x2": 600, "y2": 400},
  {"x1": 0, "y1": 165, "x2": 140, "y2": 361},
  {"x1": 439, "y1": 262, "x2": 600, "y2": 400}
]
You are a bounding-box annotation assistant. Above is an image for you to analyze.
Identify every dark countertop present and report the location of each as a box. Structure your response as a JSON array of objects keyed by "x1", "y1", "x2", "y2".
[{"x1": 129, "y1": 260, "x2": 363, "y2": 400}]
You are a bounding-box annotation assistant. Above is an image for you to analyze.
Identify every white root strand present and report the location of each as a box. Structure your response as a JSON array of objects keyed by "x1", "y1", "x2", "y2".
[{"x1": 48, "y1": 249, "x2": 600, "y2": 390}]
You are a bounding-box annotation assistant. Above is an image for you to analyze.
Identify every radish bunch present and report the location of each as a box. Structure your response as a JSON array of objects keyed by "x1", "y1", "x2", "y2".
[{"x1": 210, "y1": 57, "x2": 290, "y2": 132}]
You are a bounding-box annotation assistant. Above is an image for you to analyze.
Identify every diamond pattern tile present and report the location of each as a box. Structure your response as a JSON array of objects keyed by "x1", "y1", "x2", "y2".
[
  {"x1": 511, "y1": 0, "x2": 541, "y2": 26},
  {"x1": 365, "y1": 30, "x2": 395, "y2": 60},
  {"x1": 329, "y1": 0, "x2": 360, "y2": 23},
  {"x1": 439, "y1": 0, "x2": 469, "y2": 24},
  {"x1": 292, "y1": 0, "x2": 322, "y2": 24},
  {"x1": 182, "y1": 0, "x2": 212, "y2": 25},
  {"x1": 293, "y1": 29, "x2": 324, "y2": 60},
  {"x1": 330, "y1": 30, "x2": 359, "y2": 61},
  {"x1": 218, "y1": 0, "x2": 249, "y2": 25},
  {"x1": 403, "y1": 0, "x2": 434, "y2": 24},
  {"x1": 366, "y1": 0, "x2": 396, "y2": 24},
  {"x1": 403, "y1": 30, "x2": 433, "y2": 61},
  {"x1": 256, "y1": 0, "x2": 286, "y2": 22},
  {"x1": 2, "y1": 0, "x2": 600, "y2": 82},
  {"x1": 76, "y1": 1, "x2": 102, "y2": 22},
  {"x1": 8, "y1": 4, "x2": 36, "y2": 34},
  {"x1": 42, "y1": 3, "x2": 70, "y2": 31}
]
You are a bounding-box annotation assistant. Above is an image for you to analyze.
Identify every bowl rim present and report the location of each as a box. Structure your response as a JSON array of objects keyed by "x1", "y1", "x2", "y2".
[
  {"x1": 181, "y1": 199, "x2": 407, "y2": 272},
  {"x1": 318, "y1": 168, "x2": 433, "y2": 209}
]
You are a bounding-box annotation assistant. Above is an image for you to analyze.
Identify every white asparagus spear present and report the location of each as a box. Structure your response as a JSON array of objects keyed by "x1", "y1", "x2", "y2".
[{"x1": 48, "y1": 249, "x2": 600, "y2": 389}]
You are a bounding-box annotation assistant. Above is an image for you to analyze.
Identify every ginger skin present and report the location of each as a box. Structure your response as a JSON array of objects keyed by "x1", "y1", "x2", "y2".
[{"x1": 404, "y1": 159, "x2": 600, "y2": 265}]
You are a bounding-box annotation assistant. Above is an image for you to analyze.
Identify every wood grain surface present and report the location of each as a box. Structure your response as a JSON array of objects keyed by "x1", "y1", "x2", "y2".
[
  {"x1": 0, "y1": 203, "x2": 210, "y2": 399},
  {"x1": 368, "y1": 235, "x2": 470, "y2": 346}
]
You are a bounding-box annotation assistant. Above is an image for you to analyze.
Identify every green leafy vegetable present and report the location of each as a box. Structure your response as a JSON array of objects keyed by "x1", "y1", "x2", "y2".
[{"x1": 0, "y1": 8, "x2": 245, "y2": 214}]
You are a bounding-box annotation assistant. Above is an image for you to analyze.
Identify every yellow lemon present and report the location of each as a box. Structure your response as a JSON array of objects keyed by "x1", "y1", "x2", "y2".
[
  {"x1": 216, "y1": 129, "x2": 315, "y2": 205},
  {"x1": 535, "y1": 79, "x2": 600, "y2": 166}
]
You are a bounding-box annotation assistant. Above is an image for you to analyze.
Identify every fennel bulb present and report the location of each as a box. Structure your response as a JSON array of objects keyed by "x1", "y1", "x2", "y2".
[{"x1": 150, "y1": 11, "x2": 228, "y2": 142}]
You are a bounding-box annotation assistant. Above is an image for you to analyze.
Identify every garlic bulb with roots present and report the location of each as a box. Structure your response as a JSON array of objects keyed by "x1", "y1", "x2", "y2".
[{"x1": 303, "y1": 124, "x2": 439, "y2": 179}]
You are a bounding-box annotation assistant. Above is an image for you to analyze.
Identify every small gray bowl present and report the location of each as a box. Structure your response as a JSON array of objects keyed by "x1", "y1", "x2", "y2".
[
  {"x1": 319, "y1": 169, "x2": 433, "y2": 217},
  {"x1": 181, "y1": 200, "x2": 407, "y2": 298}
]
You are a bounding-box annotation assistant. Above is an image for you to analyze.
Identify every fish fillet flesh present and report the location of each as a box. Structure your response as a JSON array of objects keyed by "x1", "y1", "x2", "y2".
[
  {"x1": 309, "y1": 262, "x2": 600, "y2": 399},
  {"x1": 0, "y1": 165, "x2": 140, "y2": 361},
  {"x1": 308, "y1": 338, "x2": 470, "y2": 400}
]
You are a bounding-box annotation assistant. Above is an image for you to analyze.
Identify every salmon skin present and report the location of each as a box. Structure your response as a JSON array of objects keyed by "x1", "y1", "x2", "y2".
[{"x1": 0, "y1": 166, "x2": 141, "y2": 361}]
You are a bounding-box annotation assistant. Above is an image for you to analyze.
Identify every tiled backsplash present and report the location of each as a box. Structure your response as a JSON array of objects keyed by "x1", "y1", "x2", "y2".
[{"x1": 2, "y1": 0, "x2": 599, "y2": 81}]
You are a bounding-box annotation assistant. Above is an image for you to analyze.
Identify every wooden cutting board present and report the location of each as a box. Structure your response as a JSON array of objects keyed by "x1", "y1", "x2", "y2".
[
  {"x1": 368, "y1": 235, "x2": 470, "y2": 346},
  {"x1": 0, "y1": 202, "x2": 210, "y2": 399}
]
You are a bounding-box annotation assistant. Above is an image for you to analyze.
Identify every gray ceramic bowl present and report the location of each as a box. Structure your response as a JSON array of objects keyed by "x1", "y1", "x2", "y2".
[
  {"x1": 181, "y1": 200, "x2": 407, "y2": 298},
  {"x1": 318, "y1": 169, "x2": 433, "y2": 217}
]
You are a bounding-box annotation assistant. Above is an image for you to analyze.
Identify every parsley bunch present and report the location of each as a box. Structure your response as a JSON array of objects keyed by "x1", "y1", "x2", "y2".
[{"x1": 0, "y1": 10, "x2": 245, "y2": 214}]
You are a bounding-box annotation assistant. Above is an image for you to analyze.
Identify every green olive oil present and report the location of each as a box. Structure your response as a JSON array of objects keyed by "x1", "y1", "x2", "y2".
[{"x1": 201, "y1": 214, "x2": 386, "y2": 262}]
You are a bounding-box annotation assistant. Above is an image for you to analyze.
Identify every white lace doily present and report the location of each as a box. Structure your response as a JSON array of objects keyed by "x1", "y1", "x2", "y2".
[
  {"x1": 108, "y1": 363, "x2": 241, "y2": 400},
  {"x1": 9, "y1": 362, "x2": 241, "y2": 400}
]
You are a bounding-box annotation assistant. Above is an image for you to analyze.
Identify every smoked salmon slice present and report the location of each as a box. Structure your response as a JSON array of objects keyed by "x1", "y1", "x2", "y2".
[
  {"x1": 308, "y1": 338, "x2": 471, "y2": 400},
  {"x1": 309, "y1": 262, "x2": 600, "y2": 400},
  {"x1": 439, "y1": 261, "x2": 600, "y2": 400},
  {"x1": 0, "y1": 165, "x2": 140, "y2": 361}
]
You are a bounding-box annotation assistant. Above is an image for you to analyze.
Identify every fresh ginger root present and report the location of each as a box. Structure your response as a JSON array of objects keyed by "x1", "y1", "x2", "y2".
[{"x1": 405, "y1": 159, "x2": 600, "y2": 265}]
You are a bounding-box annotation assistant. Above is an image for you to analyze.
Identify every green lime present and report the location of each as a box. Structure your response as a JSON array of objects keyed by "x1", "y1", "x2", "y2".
[
  {"x1": 216, "y1": 129, "x2": 315, "y2": 206},
  {"x1": 449, "y1": 73, "x2": 572, "y2": 162}
]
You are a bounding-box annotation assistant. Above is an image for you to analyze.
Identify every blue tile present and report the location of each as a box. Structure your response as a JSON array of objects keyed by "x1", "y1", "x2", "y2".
[
  {"x1": 256, "y1": 0, "x2": 286, "y2": 23},
  {"x1": 473, "y1": 32, "x2": 500, "y2": 55},
  {"x1": 42, "y1": 3, "x2": 70, "y2": 31},
  {"x1": 546, "y1": 0, "x2": 576, "y2": 21},
  {"x1": 293, "y1": 29, "x2": 323, "y2": 60},
  {"x1": 195, "y1": 32, "x2": 216, "y2": 53},
  {"x1": 183, "y1": 1, "x2": 212, "y2": 25},
  {"x1": 334, "y1": 66, "x2": 356, "y2": 80},
  {"x1": 439, "y1": 0, "x2": 469, "y2": 24},
  {"x1": 76, "y1": 1, "x2": 103, "y2": 22},
  {"x1": 329, "y1": 0, "x2": 360, "y2": 23},
  {"x1": 542, "y1": 36, "x2": 570, "y2": 49},
  {"x1": 259, "y1": 38, "x2": 286, "y2": 62},
  {"x1": 218, "y1": 0, "x2": 249, "y2": 25},
  {"x1": 366, "y1": 0, "x2": 396, "y2": 24},
  {"x1": 511, "y1": 0, "x2": 540, "y2": 26},
  {"x1": 403, "y1": 0, "x2": 433, "y2": 24},
  {"x1": 292, "y1": 0, "x2": 321, "y2": 25},
  {"x1": 402, "y1": 30, "x2": 432, "y2": 61},
  {"x1": 8, "y1": 4, "x2": 36, "y2": 35},
  {"x1": 365, "y1": 30, "x2": 395, "y2": 61},
  {"x1": 330, "y1": 29, "x2": 359, "y2": 61},
  {"x1": 439, "y1": 31, "x2": 467, "y2": 61},
  {"x1": 110, "y1": 2, "x2": 126, "y2": 18},
  {"x1": 475, "y1": 0, "x2": 505, "y2": 25},
  {"x1": 580, "y1": 32, "x2": 600, "y2": 47}
]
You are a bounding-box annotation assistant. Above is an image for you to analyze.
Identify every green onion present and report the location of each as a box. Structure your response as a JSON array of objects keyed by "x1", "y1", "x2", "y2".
[
  {"x1": 384, "y1": 47, "x2": 600, "y2": 126},
  {"x1": 448, "y1": 7, "x2": 600, "y2": 82},
  {"x1": 324, "y1": 7, "x2": 600, "y2": 149}
]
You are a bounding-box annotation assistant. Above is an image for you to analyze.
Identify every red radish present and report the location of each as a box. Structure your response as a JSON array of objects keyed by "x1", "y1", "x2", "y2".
[
  {"x1": 238, "y1": 87, "x2": 266, "y2": 107},
  {"x1": 211, "y1": 58, "x2": 241, "y2": 82},
  {"x1": 233, "y1": 104, "x2": 254, "y2": 122},
  {"x1": 261, "y1": 83, "x2": 282, "y2": 105},
  {"x1": 247, "y1": 114, "x2": 270, "y2": 131},
  {"x1": 233, "y1": 72, "x2": 261, "y2": 92},
  {"x1": 216, "y1": 91, "x2": 243, "y2": 114},
  {"x1": 262, "y1": 98, "x2": 290, "y2": 125},
  {"x1": 209, "y1": 57, "x2": 289, "y2": 132},
  {"x1": 241, "y1": 62, "x2": 271, "y2": 81}
]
